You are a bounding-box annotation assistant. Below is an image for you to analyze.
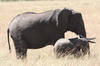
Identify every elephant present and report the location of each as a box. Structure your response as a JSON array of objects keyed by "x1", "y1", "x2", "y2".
[
  {"x1": 7, "y1": 8, "x2": 87, "y2": 59},
  {"x1": 54, "y1": 35, "x2": 95, "y2": 58}
]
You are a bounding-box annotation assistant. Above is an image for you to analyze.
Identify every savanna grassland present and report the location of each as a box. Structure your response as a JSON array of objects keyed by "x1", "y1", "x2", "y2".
[{"x1": 0, "y1": 0, "x2": 100, "y2": 66}]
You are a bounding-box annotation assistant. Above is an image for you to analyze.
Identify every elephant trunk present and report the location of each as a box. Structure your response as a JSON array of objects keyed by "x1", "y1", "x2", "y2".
[
  {"x1": 78, "y1": 26, "x2": 86, "y2": 38},
  {"x1": 76, "y1": 21, "x2": 86, "y2": 38}
]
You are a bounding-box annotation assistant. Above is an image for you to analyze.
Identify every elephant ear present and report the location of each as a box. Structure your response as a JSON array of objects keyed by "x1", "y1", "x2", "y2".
[{"x1": 58, "y1": 8, "x2": 72, "y2": 33}]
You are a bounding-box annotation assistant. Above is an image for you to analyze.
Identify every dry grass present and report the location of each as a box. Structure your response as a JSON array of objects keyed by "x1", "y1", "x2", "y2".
[{"x1": 0, "y1": 0, "x2": 100, "y2": 66}]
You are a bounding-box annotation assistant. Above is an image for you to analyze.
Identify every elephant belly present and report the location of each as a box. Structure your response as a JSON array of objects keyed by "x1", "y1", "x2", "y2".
[{"x1": 23, "y1": 29, "x2": 50, "y2": 49}]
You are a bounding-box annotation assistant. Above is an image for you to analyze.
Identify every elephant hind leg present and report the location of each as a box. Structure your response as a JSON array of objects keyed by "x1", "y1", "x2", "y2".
[
  {"x1": 11, "y1": 36, "x2": 28, "y2": 59},
  {"x1": 16, "y1": 47, "x2": 27, "y2": 59}
]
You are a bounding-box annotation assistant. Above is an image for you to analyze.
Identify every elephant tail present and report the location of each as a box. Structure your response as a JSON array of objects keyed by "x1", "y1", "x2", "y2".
[{"x1": 7, "y1": 28, "x2": 11, "y2": 53}]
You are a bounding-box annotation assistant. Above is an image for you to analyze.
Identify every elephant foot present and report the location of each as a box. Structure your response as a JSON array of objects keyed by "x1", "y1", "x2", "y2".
[{"x1": 16, "y1": 48, "x2": 27, "y2": 59}]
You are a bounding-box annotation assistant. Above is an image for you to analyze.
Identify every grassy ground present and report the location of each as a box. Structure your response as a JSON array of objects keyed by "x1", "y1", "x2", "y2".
[{"x1": 0, "y1": 0, "x2": 100, "y2": 66}]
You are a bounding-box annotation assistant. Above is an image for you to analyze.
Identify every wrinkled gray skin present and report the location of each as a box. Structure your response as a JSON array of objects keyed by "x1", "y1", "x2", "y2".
[
  {"x1": 7, "y1": 8, "x2": 86, "y2": 59},
  {"x1": 54, "y1": 37, "x2": 95, "y2": 58}
]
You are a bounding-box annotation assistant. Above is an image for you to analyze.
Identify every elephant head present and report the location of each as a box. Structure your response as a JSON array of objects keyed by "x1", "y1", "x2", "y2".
[
  {"x1": 67, "y1": 10, "x2": 86, "y2": 37},
  {"x1": 57, "y1": 8, "x2": 86, "y2": 37}
]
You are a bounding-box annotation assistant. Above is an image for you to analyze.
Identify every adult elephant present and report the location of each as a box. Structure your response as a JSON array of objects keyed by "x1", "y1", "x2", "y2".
[{"x1": 7, "y1": 8, "x2": 86, "y2": 59}]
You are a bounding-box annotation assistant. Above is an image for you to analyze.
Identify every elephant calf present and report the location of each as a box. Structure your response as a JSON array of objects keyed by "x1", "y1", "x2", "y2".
[{"x1": 54, "y1": 36, "x2": 95, "y2": 58}]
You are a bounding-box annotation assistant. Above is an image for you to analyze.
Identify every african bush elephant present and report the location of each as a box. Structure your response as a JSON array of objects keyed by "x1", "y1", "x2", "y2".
[
  {"x1": 7, "y1": 8, "x2": 87, "y2": 59},
  {"x1": 54, "y1": 36, "x2": 95, "y2": 58}
]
